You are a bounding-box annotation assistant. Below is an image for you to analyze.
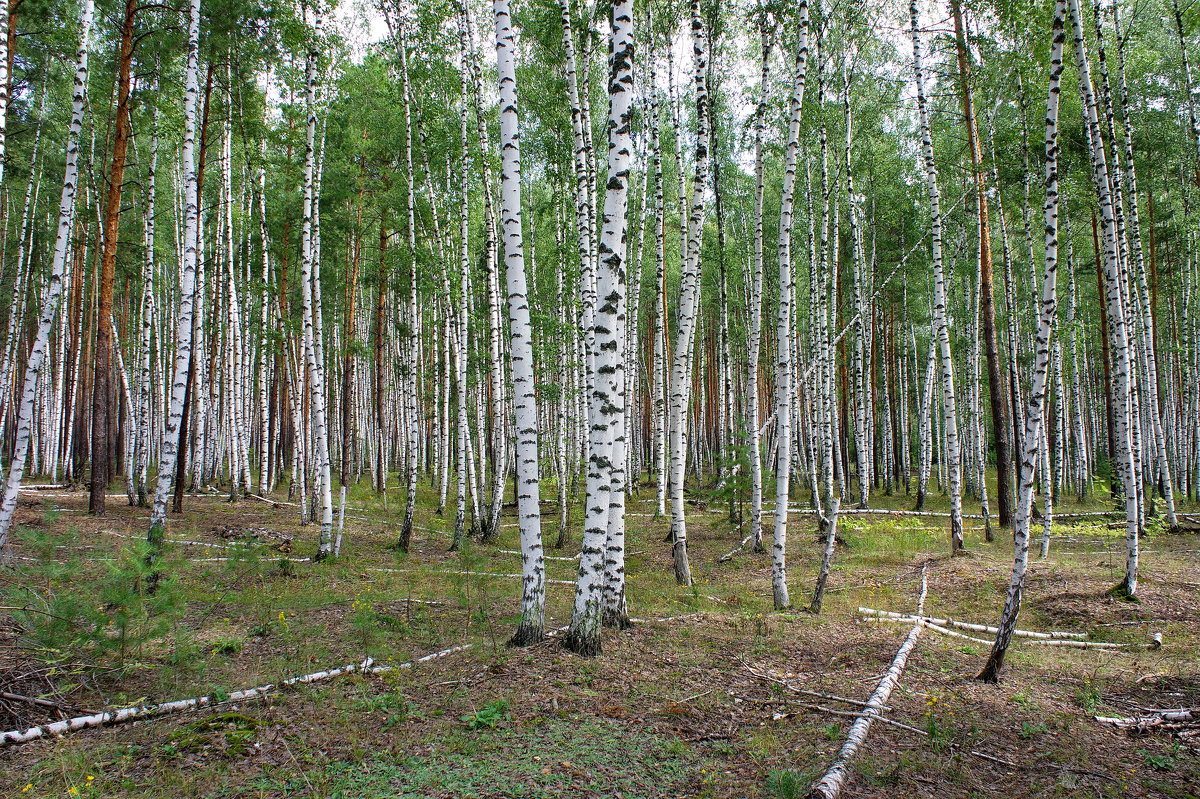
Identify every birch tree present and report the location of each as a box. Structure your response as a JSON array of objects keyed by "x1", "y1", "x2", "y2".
[
  {"x1": 770, "y1": 0, "x2": 810, "y2": 610},
  {"x1": 666, "y1": 0, "x2": 712, "y2": 587},
  {"x1": 566, "y1": 0, "x2": 634, "y2": 655},
  {"x1": 980, "y1": 0, "x2": 1064, "y2": 681},
  {"x1": 911, "y1": 0, "x2": 965, "y2": 553},
  {"x1": 493, "y1": 0, "x2": 546, "y2": 646},
  {"x1": 0, "y1": 0, "x2": 94, "y2": 549}
]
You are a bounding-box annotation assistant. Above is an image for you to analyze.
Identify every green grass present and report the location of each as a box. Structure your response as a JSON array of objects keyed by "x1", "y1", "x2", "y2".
[{"x1": 253, "y1": 716, "x2": 704, "y2": 798}]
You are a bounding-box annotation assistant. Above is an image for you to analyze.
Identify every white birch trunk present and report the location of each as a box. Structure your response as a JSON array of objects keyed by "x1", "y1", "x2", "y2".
[
  {"x1": 980, "y1": 0, "x2": 1063, "y2": 681},
  {"x1": 147, "y1": 0, "x2": 198, "y2": 550},
  {"x1": 566, "y1": 0, "x2": 635, "y2": 654},
  {"x1": 0, "y1": 0, "x2": 94, "y2": 548},
  {"x1": 1068, "y1": 0, "x2": 1141, "y2": 598},
  {"x1": 910, "y1": 0, "x2": 964, "y2": 552},
  {"x1": 771, "y1": 1, "x2": 810, "y2": 610},
  {"x1": 667, "y1": 0, "x2": 713, "y2": 588},
  {"x1": 493, "y1": 0, "x2": 547, "y2": 645}
]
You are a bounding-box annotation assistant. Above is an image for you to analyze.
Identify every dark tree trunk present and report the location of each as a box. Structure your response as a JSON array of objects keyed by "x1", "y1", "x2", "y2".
[
  {"x1": 89, "y1": 0, "x2": 137, "y2": 516},
  {"x1": 952, "y1": 0, "x2": 1012, "y2": 529}
]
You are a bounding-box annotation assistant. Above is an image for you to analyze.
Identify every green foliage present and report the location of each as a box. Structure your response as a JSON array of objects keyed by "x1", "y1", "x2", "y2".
[
  {"x1": 162, "y1": 712, "x2": 261, "y2": 758},
  {"x1": 209, "y1": 637, "x2": 243, "y2": 656},
  {"x1": 460, "y1": 698, "x2": 509, "y2": 730},
  {"x1": 766, "y1": 769, "x2": 808, "y2": 799},
  {"x1": 267, "y1": 716, "x2": 702, "y2": 799},
  {"x1": 923, "y1": 695, "x2": 954, "y2": 752},
  {"x1": 1075, "y1": 676, "x2": 1102, "y2": 713},
  {"x1": 1139, "y1": 744, "x2": 1186, "y2": 771},
  {"x1": 5, "y1": 528, "x2": 185, "y2": 667},
  {"x1": 1018, "y1": 720, "x2": 1050, "y2": 739},
  {"x1": 352, "y1": 686, "x2": 413, "y2": 730}
]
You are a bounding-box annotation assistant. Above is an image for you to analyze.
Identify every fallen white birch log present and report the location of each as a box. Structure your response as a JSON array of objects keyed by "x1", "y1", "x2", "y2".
[
  {"x1": 367, "y1": 567, "x2": 576, "y2": 586},
  {"x1": 0, "y1": 643, "x2": 473, "y2": 746},
  {"x1": 498, "y1": 548, "x2": 579, "y2": 562},
  {"x1": 99, "y1": 528, "x2": 261, "y2": 551},
  {"x1": 807, "y1": 565, "x2": 928, "y2": 799},
  {"x1": 0, "y1": 613, "x2": 695, "y2": 748},
  {"x1": 858, "y1": 607, "x2": 1086, "y2": 639},
  {"x1": 718, "y1": 533, "x2": 755, "y2": 562},
  {"x1": 861, "y1": 616, "x2": 992, "y2": 645},
  {"x1": 861, "y1": 613, "x2": 1160, "y2": 650},
  {"x1": 1096, "y1": 707, "x2": 1199, "y2": 731}
]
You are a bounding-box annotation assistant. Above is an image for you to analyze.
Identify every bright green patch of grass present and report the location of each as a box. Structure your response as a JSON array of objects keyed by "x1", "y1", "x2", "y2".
[{"x1": 257, "y1": 716, "x2": 703, "y2": 798}]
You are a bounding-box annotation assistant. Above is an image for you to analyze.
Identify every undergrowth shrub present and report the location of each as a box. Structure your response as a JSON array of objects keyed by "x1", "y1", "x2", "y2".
[{"x1": 5, "y1": 525, "x2": 186, "y2": 668}]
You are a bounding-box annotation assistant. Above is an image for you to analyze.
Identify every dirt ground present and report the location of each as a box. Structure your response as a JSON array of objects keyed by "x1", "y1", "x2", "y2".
[{"x1": 0, "y1": 482, "x2": 1197, "y2": 798}]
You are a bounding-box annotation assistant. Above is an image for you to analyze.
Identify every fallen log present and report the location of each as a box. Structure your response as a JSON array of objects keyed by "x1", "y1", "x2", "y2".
[
  {"x1": 861, "y1": 616, "x2": 992, "y2": 645},
  {"x1": 367, "y1": 567, "x2": 576, "y2": 586},
  {"x1": 1096, "y1": 707, "x2": 1199, "y2": 738},
  {"x1": 498, "y1": 549, "x2": 579, "y2": 562},
  {"x1": 858, "y1": 607, "x2": 1086, "y2": 639},
  {"x1": 807, "y1": 565, "x2": 928, "y2": 799},
  {"x1": 718, "y1": 533, "x2": 755, "y2": 562},
  {"x1": 861, "y1": 614, "x2": 1160, "y2": 650},
  {"x1": 0, "y1": 613, "x2": 695, "y2": 747},
  {"x1": 0, "y1": 643, "x2": 473, "y2": 746}
]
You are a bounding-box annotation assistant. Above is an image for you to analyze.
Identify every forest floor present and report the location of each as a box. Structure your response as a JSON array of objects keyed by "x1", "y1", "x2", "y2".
[{"x1": 0, "y1": 477, "x2": 1197, "y2": 798}]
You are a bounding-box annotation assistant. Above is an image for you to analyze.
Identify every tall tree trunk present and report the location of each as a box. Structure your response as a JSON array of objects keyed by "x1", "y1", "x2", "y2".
[
  {"x1": 952, "y1": 0, "x2": 1011, "y2": 529},
  {"x1": 911, "y1": 0, "x2": 965, "y2": 553},
  {"x1": 771, "y1": 0, "x2": 810, "y2": 610},
  {"x1": 667, "y1": 0, "x2": 713, "y2": 588},
  {"x1": 1069, "y1": 0, "x2": 1141, "y2": 597},
  {"x1": 566, "y1": 0, "x2": 635, "y2": 655},
  {"x1": 979, "y1": 0, "x2": 1064, "y2": 682},
  {"x1": 747, "y1": 21, "x2": 773, "y2": 552},
  {"x1": 0, "y1": 0, "x2": 94, "y2": 548},
  {"x1": 397, "y1": 15, "x2": 421, "y2": 552},
  {"x1": 300, "y1": 8, "x2": 334, "y2": 558},
  {"x1": 89, "y1": 0, "x2": 137, "y2": 516},
  {"x1": 146, "y1": 0, "x2": 198, "y2": 567},
  {"x1": 493, "y1": 0, "x2": 547, "y2": 646}
]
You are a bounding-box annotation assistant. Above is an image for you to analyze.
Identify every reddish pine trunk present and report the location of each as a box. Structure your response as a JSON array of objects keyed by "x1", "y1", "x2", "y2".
[{"x1": 89, "y1": 0, "x2": 137, "y2": 515}]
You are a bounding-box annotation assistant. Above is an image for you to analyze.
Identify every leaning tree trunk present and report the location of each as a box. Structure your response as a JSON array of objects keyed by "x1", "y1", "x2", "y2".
[
  {"x1": 493, "y1": 0, "x2": 547, "y2": 647},
  {"x1": 910, "y1": 0, "x2": 964, "y2": 553},
  {"x1": 0, "y1": 0, "x2": 94, "y2": 549},
  {"x1": 566, "y1": 0, "x2": 634, "y2": 655},
  {"x1": 979, "y1": 0, "x2": 1064, "y2": 682}
]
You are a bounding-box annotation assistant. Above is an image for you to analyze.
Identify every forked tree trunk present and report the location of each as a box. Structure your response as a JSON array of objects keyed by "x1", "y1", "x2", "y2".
[{"x1": 566, "y1": 0, "x2": 635, "y2": 655}]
